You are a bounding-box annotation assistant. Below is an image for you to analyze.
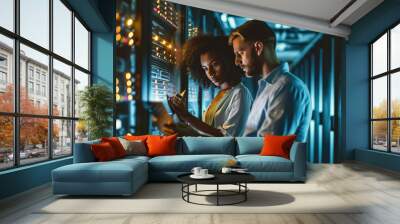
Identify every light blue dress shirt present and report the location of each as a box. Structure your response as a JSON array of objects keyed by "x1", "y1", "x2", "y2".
[{"x1": 243, "y1": 62, "x2": 312, "y2": 142}]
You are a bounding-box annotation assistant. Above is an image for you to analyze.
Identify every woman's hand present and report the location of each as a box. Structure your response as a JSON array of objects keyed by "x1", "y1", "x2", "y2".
[
  {"x1": 161, "y1": 122, "x2": 178, "y2": 136},
  {"x1": 167, "y1": 95, "x2": 190, "y2": 120}
]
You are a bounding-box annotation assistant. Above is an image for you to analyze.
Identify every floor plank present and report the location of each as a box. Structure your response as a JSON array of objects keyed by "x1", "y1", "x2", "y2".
[{"x1": 1, "y1": 162, "x2": 400, "y2": 224}]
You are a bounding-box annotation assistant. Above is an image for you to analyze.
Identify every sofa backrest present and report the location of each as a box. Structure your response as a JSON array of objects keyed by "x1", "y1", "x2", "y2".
[
  {"x1": 178, "y1": 137, "x2": 235, "y2": 155},
  {"x1": 73, "y1": 139, "x2": 100, "y2": 163},
  {"x1": 235, "y1": 137, "x2": 264, "y2": 155},
  {"x1": 74, "y1": 137, "x2": 268, "y2": 162}
]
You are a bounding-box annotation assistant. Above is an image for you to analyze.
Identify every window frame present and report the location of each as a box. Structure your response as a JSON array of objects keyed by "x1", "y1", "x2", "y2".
[
  {"x1": 369, "y1": 20, "x2": 400, "y2": 154},
  {"x1": 0, "y1": 0, "x2": 92, "y2": 171}
]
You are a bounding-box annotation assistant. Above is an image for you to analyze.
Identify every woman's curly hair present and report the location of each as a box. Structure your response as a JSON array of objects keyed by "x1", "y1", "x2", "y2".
[{"x1": 181, "y1": 35, "x2": 243, "y2": 87}]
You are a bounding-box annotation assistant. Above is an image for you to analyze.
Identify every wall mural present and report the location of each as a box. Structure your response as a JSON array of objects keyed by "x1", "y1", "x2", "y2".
[{"x1": 115, "y1": 0, "x2": 341, "y2": 163}]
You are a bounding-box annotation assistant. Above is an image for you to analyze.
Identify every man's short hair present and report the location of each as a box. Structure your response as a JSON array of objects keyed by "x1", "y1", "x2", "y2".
[{"x1": 229, "y1": 20, "x2": 276, "y2": 49}]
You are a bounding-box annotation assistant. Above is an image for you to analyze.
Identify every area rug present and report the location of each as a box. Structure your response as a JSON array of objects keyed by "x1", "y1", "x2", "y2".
[{"x1": 37, "y1": 183, "x2": 362, "y2": 214}]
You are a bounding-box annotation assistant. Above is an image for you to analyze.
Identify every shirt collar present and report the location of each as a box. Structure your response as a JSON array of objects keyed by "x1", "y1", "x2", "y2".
[{"x1": 259, "y1": 62, "x2": 290, "y2": 84}]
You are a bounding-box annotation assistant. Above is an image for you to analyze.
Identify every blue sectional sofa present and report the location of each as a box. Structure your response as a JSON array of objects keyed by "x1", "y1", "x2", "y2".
[{"x1": 52, "y1": 137, "x2": 306, "y2": 196}]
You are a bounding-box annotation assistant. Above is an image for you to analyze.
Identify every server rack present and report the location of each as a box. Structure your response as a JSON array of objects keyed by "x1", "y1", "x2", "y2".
[
  {"x1": 115, "y1": 0, "x2": 226, "y2": 135},
  {"x1": 115, "y1": 0, "x2": 139, "y2": 136},
  {"x1": 185, "y1": 7, "x2": 201, "y2": 118},
  {"x1": 115, "y1": 0, "x2": 183, "y2": 135}
]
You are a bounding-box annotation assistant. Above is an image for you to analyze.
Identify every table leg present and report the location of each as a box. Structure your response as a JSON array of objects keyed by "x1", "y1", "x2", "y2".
[
  {"x1": 195, "y1": 184, "x2": 197, "y2": 192},
  {"x1": 181, "y1": 184, "x2": 183, "y2": 199},
  {"x1": 245, "y1": 183, "x2": 247, "y2": 201},
  {"x1": 217, "y1": 184, "x2": 219, "y2": 206},
  {"x1": 187, "y1": 184, "x2": 190, "y2": 202}
]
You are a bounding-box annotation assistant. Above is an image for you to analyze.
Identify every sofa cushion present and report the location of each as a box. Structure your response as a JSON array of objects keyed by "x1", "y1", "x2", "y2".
[
  {"x1": 91, "y1": 142, "x2": 118, "y2": 161},
  {"x1": 115, "y1": 155, "x2": 150, "y2": 163},
  {"x1": 118, "y1": 138, "x2": 147, "y2": 156},
  {"x1": 52, "y1": 158, "x2": 147, "y2": 183},
  {"x1": 124, "y1": 135, "x2": 148, "y2": 141},
  {"x1": 147, "y1": 135, "x2": 177, "y2": 157},
  {"x1": 148, "y1": 154, "x2": 235, "y2": 172},
  {"x1": 236, "y1": 155, "x2": 293, "y2": 172},
  {"x1": 260, "y1": 134, "x2": 296, "y2": 159},
  {"x1": 180, "y1": 137, "x2": 235, "y2": 155},
  {"x1": 235, "y1": 137, "x2": 263, "y2": 155},
  {"x1": 101, "y1": 137, "x2": 127, "y2": 158},
  {"x1": 73, "y1": 139, "x2": 100, "y2": 163}
]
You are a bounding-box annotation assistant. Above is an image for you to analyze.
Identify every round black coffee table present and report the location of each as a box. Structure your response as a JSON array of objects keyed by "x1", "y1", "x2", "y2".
[{"x1": 177, "y1": 173, "x2": 255, "y2": 206}]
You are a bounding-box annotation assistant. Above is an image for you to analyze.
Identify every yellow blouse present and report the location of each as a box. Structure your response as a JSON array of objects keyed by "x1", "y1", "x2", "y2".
[{"x1": 204, "y1": 89, "x2": 228, "y2": 126}]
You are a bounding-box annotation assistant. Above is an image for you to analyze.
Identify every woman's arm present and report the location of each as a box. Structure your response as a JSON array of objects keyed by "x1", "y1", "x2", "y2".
[
  {"x1": 181, "y1": 113, "x2": 224, "y2": 137},
  {"x1": 168, "y1": 96, "x2": 223, "y2": 136}
]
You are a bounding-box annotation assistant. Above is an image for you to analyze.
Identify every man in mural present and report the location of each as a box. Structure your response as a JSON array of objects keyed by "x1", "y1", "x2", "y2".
[{"x1": 229, "y1": 20, "x2": 312, "y2": 142}]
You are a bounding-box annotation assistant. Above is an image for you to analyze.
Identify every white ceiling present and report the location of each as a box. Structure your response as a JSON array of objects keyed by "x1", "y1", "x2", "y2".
[
  {"x1": 225, "y1": 0, "x2": 353, "y2": 22},
  {"x1": 167, "y1": 0, "x2": 384, "y2": 38}
]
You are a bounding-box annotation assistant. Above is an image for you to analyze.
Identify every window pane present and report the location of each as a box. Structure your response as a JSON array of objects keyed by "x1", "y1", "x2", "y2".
[
  {"x1": 391, "y1": 24, "x2": 400, "y2": 70},
  {"x1": 0, "y1": 116, "x2": 14, "y2": 170},
  {"x1": 391, "y1": 120, "x2": 400, "y2": 153},
  {"x1": 53, "y1": 59, "x2": 72, "y2": 117},
  {"x1": 372, "y1": 33, "x2": 387, "y2": 76},
  {"x1": 0, "y1": 0, "x2": 14, "y2": 31},
  {"x1": 20, "y1": 117, "x2": 49, "y2": 165},
  {"x1": 372, "y1": 77, "x2": 387, "y2": 119},
  {"x1": 0, "y1": 35, "x2": 14, "y2": 113},
  {"x1": 75, "y1": 120, "x2": 88, "y2": 143},
  {"x1": 372, "y1": 121, "x2": 388, "y2": 151},
  {"x1": 391, "y1": 72, "x2": 400, "y2": 118},
  {"x1": 74, "y1": 18, "x2": 89, "y2": 70},
  {"x1": 20, "y1": 0, "x2": 49, "y2": 49},
  {"x1": 53, "y1": 119, "x2": 72, "y2": 158},
  {"x1": 53, "y1": 0, "x2": 72, "y2": 60},
  {"x1": 74, "y1": 69, "x2": 89, "y2": 118},
  {"x1": 20, "y1": 44, "x2": 49, "y2": 115}
]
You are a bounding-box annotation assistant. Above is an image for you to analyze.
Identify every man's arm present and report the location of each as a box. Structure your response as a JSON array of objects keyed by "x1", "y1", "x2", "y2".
[{"x1": 257, "y1": 84, "x2": 307, "y2": 137}]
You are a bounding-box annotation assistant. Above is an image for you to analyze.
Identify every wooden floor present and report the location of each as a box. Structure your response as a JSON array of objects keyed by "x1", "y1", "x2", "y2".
[{"x1": 1, "y1": 162, "x2": 400, "y2": 224}]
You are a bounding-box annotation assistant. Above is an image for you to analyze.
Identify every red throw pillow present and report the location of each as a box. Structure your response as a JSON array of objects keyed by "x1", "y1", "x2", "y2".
[
  {"x1": 91, "y1": 142, "x2": 117, "y2": 161},
  {"x1": 124, "y1": 135, "x2": 148, "y2": 141},
  {"x1": 260, "y1": 134, "x2": 297, "y2": 159},
  {"x1": 146, "y1": 134, "x2": 177, "y2": 157},
  {"x1": 101, "y1": 137, "x2": 127, "y2": 158}
]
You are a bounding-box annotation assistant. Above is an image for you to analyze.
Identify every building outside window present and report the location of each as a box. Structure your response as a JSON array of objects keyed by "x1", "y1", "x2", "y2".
[
  {"x1": 41, "y1": 73, "x2": 46, "y2": 83},
  {"x1": 370, "y1": 22, "x2": 400, "y2": 154},
  {"x1": 0, "y1": 71, "x2": 6, "y2": 85},
  {"x1": 0, "y1": 54, "x2": 7, "y2": 67},
  {"x1": 28, "y1": 66, "x2": 34, "y2": 80},
  {"x1": 35, "y1": 70, "x2": 40, "y2": 81},
  {"x1": 0, "y1": 54, "x2": 7, "y2": 89},
  {"x1": 28, "y1": 81, "x2": 34, "y2": 94},
  {"x1": 36, "y1": 83, "x2": 40, "y2": 95},
  {"x1": 41, "y1": 85, "x2": 46, "y2": 97}
]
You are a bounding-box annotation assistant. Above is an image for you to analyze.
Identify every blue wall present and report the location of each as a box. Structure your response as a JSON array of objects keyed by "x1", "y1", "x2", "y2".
[
  {"x1": 345, "y1": 0, "x2": 400, "y2": 170},
  {"x1": 0, "y1": 158, "x2": 72, "y2": 199},
  {"x1": 0, "y1": 1, "x2": 114, "y2": 200},
  {"x1": 92, "y1": 33, "x2": 114, "y2": 86}
]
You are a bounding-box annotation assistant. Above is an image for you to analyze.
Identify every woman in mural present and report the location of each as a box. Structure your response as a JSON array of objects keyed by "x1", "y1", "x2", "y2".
[{"x1": 163, "y1": 35, "x2": 253, "y2": 137}]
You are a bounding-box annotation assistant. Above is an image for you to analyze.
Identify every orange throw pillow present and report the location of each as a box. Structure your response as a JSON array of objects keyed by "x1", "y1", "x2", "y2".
[
  {"x1": 260, "y1": 134, "x2": 297, "y2": 159},
  {"x1": 146, "y1": 134, "x2": 177, "y2": 157},
  {"x1": 91, "y1": 142, "x2": 117, "y2": 161},
  {"x1": 101, "y1": 137, "x2": 127, "y2": 158},
  {"x1": 124, "y1": 135, "x2": 148, "y2": 141}
]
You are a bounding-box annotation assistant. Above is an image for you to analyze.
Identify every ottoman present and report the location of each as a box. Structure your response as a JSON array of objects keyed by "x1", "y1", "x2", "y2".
[{"x1": 52, "y1": 157, "x2": 148, "y2": 196}]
